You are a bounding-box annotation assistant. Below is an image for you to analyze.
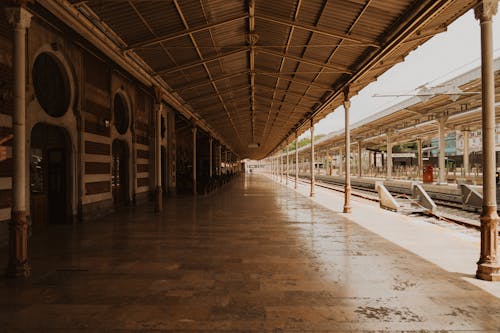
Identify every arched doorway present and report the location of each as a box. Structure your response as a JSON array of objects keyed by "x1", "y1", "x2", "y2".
[
  {"x1": 30, "y1": 123, "x2": 72, "y2": 227},
  {"x1": 112, "y1": 139, "x2": 129, "y2": 208}
]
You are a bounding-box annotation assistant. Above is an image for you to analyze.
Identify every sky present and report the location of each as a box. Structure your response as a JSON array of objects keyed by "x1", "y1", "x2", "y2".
[{"x1": 307, "y1": 9, "x2": 500, "y2": 138}]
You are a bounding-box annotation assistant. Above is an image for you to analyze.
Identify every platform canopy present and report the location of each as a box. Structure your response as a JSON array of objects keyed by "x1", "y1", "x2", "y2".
[
  {"x1": 293, "y1": 59, "x2": 500, "y2": 154},
  {"x1": 64, "y1": 0, "x2": 480, "y2": 159}
]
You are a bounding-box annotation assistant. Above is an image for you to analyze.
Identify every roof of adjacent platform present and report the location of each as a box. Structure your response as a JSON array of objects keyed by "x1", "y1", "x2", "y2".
[
  {"x1": 67, "y1": 0, "x2": 480, "y2": 159},
  {"x1": 291, "y1": 58, "x2": 500, "y2": 156}
]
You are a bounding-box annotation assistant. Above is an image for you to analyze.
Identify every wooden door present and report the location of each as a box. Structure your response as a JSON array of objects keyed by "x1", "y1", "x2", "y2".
[
  {"x1": 112, "y1": 140, "x2": 129, "y2": 207},
  {"x1": 47, "y1": 148, "x2": 67, "y2": 224}
]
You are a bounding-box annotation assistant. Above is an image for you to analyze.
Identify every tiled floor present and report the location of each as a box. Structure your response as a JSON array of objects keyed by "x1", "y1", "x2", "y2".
[{"x1": 0, "y1": 173, "x2": 499, "y2": 332}]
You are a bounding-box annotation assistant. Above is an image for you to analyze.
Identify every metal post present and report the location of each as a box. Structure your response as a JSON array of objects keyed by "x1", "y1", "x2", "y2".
[
  {"x1": 224, "y1": 149, "x2": 228, "y2": 175},
  {"x1": 280, "y1": 153, "x2": 283, "y2": 183},
  {"x1": 438, "y1": 117, "x2": 448, "y2": 184},
  {"x1": 358, "y1": 141, "x2": 362, "y2": 178},
  {"x1": 286, "y1": 143, "x2": 289, "y2": 185},
  {"x1": 475, "y1": 0, "x2": 500, "y2": 281},
  {"x1": 417, "y1": 138, "x2": 423, "y2": 180},
  {"x1": 5, "y1": 5, "x2": 32, "y2": 278},
  {"x1": 295, "y1": 133, "x2": 298, "y2": 189},
  {"x1": 209, "y1": 138, "x2": 213, "y2": 178},
  {"x1": 310, "y1": 120, "x2": 315, "y2": 197},
  {"x1": 272, "y1": 156, "x2": 275, "y2": 178},
  {"x1": 339, "y1": 145, "x2": 343, "y2": 176},
  {"x1": 192, "y1": 127, "x2": 197, "y2": 194},
  {"x1": 386, "y1": 134, "x2": 393, "y2": 180},
  {"x1": 154, "y1": 103, "x2": 163, "y2": 212},
  {"x1": 192, "y1": 127, "x2": 198, "y2": 194},
  {"x1": 463, "y1": 130, "x2": 470, "y2": 176},
  {"x1": 343, "y1": 88, "x2": 351, "y2": 213}
]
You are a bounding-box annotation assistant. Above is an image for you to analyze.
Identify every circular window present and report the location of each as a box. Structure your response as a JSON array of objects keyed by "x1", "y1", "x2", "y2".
[
  {"x1": 32, "y1": 53, "x2": 70, "y2": 118},
  {"x1": 113, "y1": 94, "x2": 129, "y2": 135}
]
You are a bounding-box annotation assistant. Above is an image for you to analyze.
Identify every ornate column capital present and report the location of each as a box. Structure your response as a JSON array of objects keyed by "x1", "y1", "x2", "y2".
[
  {"x1": 154, "y1": 103, "x2": 163, "y2": 113},
  {"x1": 475, "y1": 0, "x2": 498, "y2": 22},
  {"x1": 5, "y1": 6, "x2": 32, "y2": 30}
]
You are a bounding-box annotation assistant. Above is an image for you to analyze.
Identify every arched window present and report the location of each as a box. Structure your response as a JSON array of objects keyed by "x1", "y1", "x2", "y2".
[
  {"x1": 113, "y1": 93, "x2": 129, "y2": 135},
  {"x1": 32, "y1": 52, "x2": 71, "y2": 117}
]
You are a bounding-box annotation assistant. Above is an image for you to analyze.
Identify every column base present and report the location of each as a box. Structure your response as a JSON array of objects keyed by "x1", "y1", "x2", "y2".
[
  {"x1": 476, "y1": 205, "x2": 500, "y2": 281},
  {"x1": 6, "y1": 261, "x2": 30, "y2": 278},
  {"x1": 344, "y1": 186, "x2": 352, "y2": 213},
  {"x1": 6, "y1": 210, "x2": 31, "y2": 278},
  {"x1": 310, "y1": 191, "x2": 315, "y2": 197},
  {"x1": 476, "y1": 263, "x2": 500, "y2": 281},
  {"x1": 154, "y1": 186, "x2": 162, "y2": 212}
]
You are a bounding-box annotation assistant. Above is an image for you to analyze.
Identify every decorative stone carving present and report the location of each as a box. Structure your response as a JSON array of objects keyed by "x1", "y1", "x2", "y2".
[
  {"x1": 4, "y1": 6, "x2": 32, "y2": 29},
  {"x1": 474, "y1": 0, "x2": 498, "y2": 21}
]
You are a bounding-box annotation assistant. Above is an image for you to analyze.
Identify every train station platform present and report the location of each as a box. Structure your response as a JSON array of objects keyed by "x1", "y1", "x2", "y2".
[{"x1": 1, "y1": 173, "x2": 500, "y2": 332}]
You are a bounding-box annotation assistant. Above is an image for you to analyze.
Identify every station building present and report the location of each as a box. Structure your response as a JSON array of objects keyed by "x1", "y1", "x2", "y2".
[{"x1": 0, "y1": 0, "x2": 500, "y2": 330}]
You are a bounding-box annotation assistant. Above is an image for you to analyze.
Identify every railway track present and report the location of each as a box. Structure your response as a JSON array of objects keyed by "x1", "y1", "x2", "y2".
[{"x1": 280, "y1": 174, "x2": 485, "y2": 233}]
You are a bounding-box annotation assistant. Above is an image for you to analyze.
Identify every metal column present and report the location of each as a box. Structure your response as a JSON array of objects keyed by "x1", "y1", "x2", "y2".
[
  {"x1": 5, "y1": 5, "x2": 32, "y2": 278},
  {"x1": 417, "y1": 138, "x2": 423, "y2": 180},
  {"x1": 310, "y1": 120, "x2": 315, "y2": 197},
  {"x1": 475, "y1": 0, "x2": 500, "y2": 281},
  {"x1": 438, "y1": 117, "x2": 448, "y2": 184},
  {"x1": 209, "y1": 138, "x2": 213, "y2": 178},
  {"x1": 463, "y1": 130, "x2": 470, "y2": 176},
  {"x1": 192, "y1": 127, "x2": 197, "y2": 194},
  {"x1": 358, "y1": 141, "x2": 362, "y2": 178},
  {"x1": 295, "y1": 133, "x2": 298, "y2": 189},
  {"x1": 154, "y1": 103, "x2": 163, "y2": 212},
  {"x1": 338, "y1": 145, "x2": 343, "y2": 176},
  {"x1": 386, "y1": 134, "x2": 393, "y2": 180},
  {"x1": 286, "y1": 143, "x2": 289, "y2": 185},
  {"x1": 280, "y1": 153, "x2": 283, "y2": 183},
  {"x1": 343, "y1": 89, "x2": 352, "y2": 213}
]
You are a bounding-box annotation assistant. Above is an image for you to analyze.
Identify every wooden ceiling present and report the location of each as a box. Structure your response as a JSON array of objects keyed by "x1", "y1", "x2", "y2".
[{"x1": 66, "y1": 0, "x2": 480, "y2": 159}]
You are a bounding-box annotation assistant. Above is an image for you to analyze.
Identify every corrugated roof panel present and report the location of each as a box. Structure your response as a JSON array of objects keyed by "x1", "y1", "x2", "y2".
[
  {"x1": 297, "y1": 0, "x2": 327, "y2": 25},
  {"x1": 135, "y1": 46, "x2": 175, "y2": 71},
  {"x1": 256, "y1": 0, "x2": 297, "y2": 21},
  {"x1": 202, "y1": 0, "x2": 247, "y2": 23},
  {"x1": 133, "y1": 1, "x2": 185, "y2": 37},
  {"x1": 71, "y1": 0, "x2": 481, "y2": 159}
]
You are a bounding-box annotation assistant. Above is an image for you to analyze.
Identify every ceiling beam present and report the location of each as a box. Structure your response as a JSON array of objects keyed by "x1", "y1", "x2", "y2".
[
  {"x1": 155, "y1": 47, "x2": 249, "y2": 75},
  {"x1": 259, "y1": 0, "x2": 302, "y2": 145},
  {"x1": 255, "y1": 85, "x2": 320, "y2": 101},
  {"x1": 254, "y1": 94, "x2": 311, "y2": 110},
  {"x1": 285, "y1": 0, "x2": 455, "y2": 155},
  {"x1": 249, "y1": 0, "x2": 256, "y2": 142},
  {"x1": 172, "y1": 0, "x2": 243, "y2": 144},
  {"x1": 173, "y1": 71, "x2": 248, "y2": 92},
  {"x1": 125, "y1": 13, "x2": 248, "y2": 50},
  {"x1": 257, "y1": 72, "x2": 334, "y2": 91},
  {"x1": 186, "y1": 84, "x2": 249, "y2": 103},
  {"x1": 257, "y1": 48, "x2": 351, "y2": 74},
  {"x1": 257, "y1": 13, "x2": 379, "y2": 47}
]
